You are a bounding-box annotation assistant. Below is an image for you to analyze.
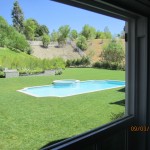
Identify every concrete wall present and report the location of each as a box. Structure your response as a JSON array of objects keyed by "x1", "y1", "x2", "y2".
[{"x1": 4, "y1": 70, "x2": 19, "y2": 78}]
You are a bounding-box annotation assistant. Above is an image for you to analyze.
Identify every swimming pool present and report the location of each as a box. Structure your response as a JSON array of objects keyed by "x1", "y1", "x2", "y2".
[{"x1": 18, "y1": 80, "x2": 125, "y2": 97}]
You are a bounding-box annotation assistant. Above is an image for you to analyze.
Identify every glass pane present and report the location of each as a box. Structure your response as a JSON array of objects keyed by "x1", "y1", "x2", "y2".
[{"x1": 0, "y1": 0, "x2": 126, "y2": 149}]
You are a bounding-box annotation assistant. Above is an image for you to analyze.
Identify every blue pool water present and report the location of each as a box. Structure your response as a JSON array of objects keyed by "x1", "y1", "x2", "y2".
[{"x1": 18, "y1": 80, "x2": 125, "y2": 97}]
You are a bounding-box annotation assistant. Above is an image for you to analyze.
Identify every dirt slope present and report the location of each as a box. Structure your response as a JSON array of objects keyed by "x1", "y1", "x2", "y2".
[
  {"x1": 31, "y1": 42, "x2": 81, "y2": 60},
  {"x1": 31, "y1": 39, "x2": 125, "y2": 62}
]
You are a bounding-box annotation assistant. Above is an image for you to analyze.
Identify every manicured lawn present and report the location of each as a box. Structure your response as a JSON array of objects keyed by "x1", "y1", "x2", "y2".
[{"x1": 0, "y1": 68, "x2": 125, "y2": 149}]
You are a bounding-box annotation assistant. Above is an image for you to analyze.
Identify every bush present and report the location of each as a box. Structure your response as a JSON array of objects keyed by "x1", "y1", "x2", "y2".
[
  {"x1": 0, "y1": 49, "x2": 66, "y2": 75},
  {"x1": 0, "y1": 66, "x2": 4, "y2": 71},
  {"x1": 92, "y1": 61, "x2": 125, "y2": 71},
  {"x1": 55, "y1": 70, "x2": 62, "y2": 75},
  {"x1": 101, "y1": 39, "x2": 125, "y2": 64},
  {"x1": 0, "y1": 71, "x2": 4, "y2": 78},
  {"x1": 66, "y1": 57, "x2": 91, "y2": 67},
  {"x1": 0, "y1": 20, "x2": 31, "y2": 54},
  {"x1": 76, "y1": 35, "x2": 87, "y2": 51},
  {"x1": 19, "y1": 68, "x2": 44, "y2": 75},
  {"x1": 8, "y1": 28, "x2": 32, "y2": 54},
  {"x1": 92, "y1": 62, "x2": 102, "y2": 68},
  {"x1": 42, "y1": 34, "x2": 50, "y2": 48}
]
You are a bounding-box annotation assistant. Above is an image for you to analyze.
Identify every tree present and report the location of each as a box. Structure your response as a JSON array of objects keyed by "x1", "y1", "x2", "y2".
[
  {"x1": 104, "y1": 26, "x2": 112, "y2": 39},
  {"x1": 69, "y1": 29, "x2": 78, "y2": 40},
  {"x1": 36, "y1": 25, "x2": 49, "y2": 37},
  {"x1": 81, "y1": 24, "x2": 96, "y2": 40},
  {"x1": 0, "y1": 16, "x2": 8, "y2": 27},
  {"x1": 42, "y1": 34, "x2": 50, "y2": 48},
  {"x1": 120, "y1": 30, "x2": 125, "y2": 39},
  {"x1": 76, "y1": 35, "x2": 87, "y2": 51},
  {"x1": 101, "y1": 39, "x2": 125, "y2": 64},
  {"x1": 24, "y1": 19, "x2": 37, "y2": 40},
  {"x1": 57, "y1": 25, "x2": 70, "y2": 47},
  {"x1": 96, "y1": 30, "x2": 102, "y2": 39},
  {"x1": 50, "y1": 30, "x2": 58, "y2": 42},
  {"x1": 58, "y1": 25, "x2": 70, "y2": 38},
  {"x1": 0, "y1": 17, "x2": 31, "y2": 54},
  {"x1": 57, "y1": 34, "x2": 66, "y2": 47},
  {"x1": 12, "y1": 0, "x2": 24, "y2": 33}
]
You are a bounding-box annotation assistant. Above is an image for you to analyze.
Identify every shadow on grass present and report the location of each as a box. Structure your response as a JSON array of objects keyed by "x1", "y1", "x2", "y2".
[
  {"x1": 117, "y1": 87, "x2": 125, "y2": 93},
  {"x1": 40, "y1": 138, "x2": 68, "y2": 150},
  {"x1": 110, "y1": 99, "x2": 125, "y2": 106}
]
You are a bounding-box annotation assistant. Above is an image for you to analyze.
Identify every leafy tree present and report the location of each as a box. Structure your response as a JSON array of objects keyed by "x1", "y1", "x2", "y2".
[
  {"x1": 58, "y1": 25, "x2": 70, "y2": 38},
  {"x1": 0, "y1": 17, "x2": 9, "y2": 47},
  {"x1": 76, "y1": 35, "x2": 87, "y2": 51},
  {"x1": 120, "y1": 30, "x2": 125, "y2": 39},
  {"x1": 104, "y1": 26, "x2": 112, "y2": 39},
  {"x1": 96, "y1": 30, "x2": 102, "y2": 39},
  {"x1": 36, "y1": 25, "x2": 49, "y2": 37},
  {"x1": 57, "y1": 25, "x2": 70, "y2": 47},
  {"x1": 0, "y1": 19, "x2": 31, "y2": 54},
  {"x1": 0, "y1": 16, "x2": 8, "y2": 27},
  {"x1": 24, "y1": 18, "x2": 49, "y2": 39},
  {"x1": 69, "y1": 29, "x2": 78, "y2": 40},
  {"x1": 50, "y1": 30, "x2": 58, "y2": 42},
  {"x1": 24, "y1": 19, "x2": 37, "y2": 40},
  {"x1": 42, "y1": 34, "x2": 50, "y2": 48},
  {"x1": 12, "y1": 0, "x2": 24, "y2": 33},
  {"x1": 81, "y1": 24, "x2": 96, "y2": 40},
  {"x1": 57, "y1": 34, "x2": 66, "y2": 47},
  {"x1": 101, "y1": 39, "x2": 125, "y2": 64}
]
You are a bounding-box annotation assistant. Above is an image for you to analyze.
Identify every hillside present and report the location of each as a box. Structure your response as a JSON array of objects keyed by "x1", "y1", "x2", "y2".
[
  {"x1": 31, "y1": 41, "x2": 81, "y2": 60},
  {"x1": 31, "y1": 39, "x2": 125, "y2": 62},
  {"x1": 85, "y1": 39, "x2": 125, "y2": 62},
  {"x1": 86, "y1": 39, "x2": 110, "y2": 62},
  {"x1": 0, "y1": 47, "x2": 34, "y2": 60},
  {"x1": 0, "y1": 48, "x2": 65, "y2": 73}
]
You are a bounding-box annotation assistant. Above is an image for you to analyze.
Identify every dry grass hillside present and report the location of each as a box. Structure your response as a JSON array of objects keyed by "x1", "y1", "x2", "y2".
[
  {"x1": 85, "y1": 39, "x2": 125, "y2": 62},
  {"x1": 85, "y1": 39, "x2": 110, "y2": 62},
  {"x1": 31, "y1": 42, "x2": 81, "y2": 60},
  {"x1": 31, "y1": 39, "x2": 125, "y2": 62}
]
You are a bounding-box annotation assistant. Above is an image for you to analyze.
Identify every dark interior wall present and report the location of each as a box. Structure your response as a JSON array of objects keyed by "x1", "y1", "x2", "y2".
[
  {"x1": 101, "y1": 0, "x2": 150, "y2": 16},
  {"x1": 52, "y1": 0, "x2": 150, "y2": 16}
]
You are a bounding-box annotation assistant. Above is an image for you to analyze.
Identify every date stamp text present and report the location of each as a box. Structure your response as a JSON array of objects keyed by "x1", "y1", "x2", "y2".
[{"x1": 130, "y1": 126, "x2": 149, "y2": 132}]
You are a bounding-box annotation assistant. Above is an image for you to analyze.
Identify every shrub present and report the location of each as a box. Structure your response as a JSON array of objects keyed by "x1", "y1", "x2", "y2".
[
  {"x1": 0, "y1": 66, "x2": 4, "y2": 71},
  {"x1": 8, "y1": 28, "x2": 32, "y2": 54},
  {"x1": 76, "y1": 35, "x2": 87, "y2": 51},
  {"x1": 0, "y1": 49, "x2": 66, "y2": 76},
  {"x1": 0, "y1": 71, "x2": 4, "y2": 78},
  {"x1": 92, "y1": 61, "x2": 125, "y2": 71},
  {"x1": 81, "y1": 24, "x2": 96, "y2": 40},
  {"x1": 66, "y1": 57, "x2": 91, "y2": 67},
  {"x1": 0, "y1": 20, "x2": 31, "y2": 54},
  {"x1": 55, "y1": 70, "x2": 62, "y2": 75},
  {"x1": 101, "y1": 39, "x2": 125, "y2": 64},
  {"x1": 42, "y1": 34, "x2": 50, "y2": 48},
  {"x1": 92, "y1": 62, "x2": 102, "y2": 68},
  {"x1": 19, "y1": 68, "x2": 44, "y2": 75}
]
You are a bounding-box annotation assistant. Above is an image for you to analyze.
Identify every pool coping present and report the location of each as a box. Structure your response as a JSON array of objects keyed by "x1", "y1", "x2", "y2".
[{"x1": 17, "y1": 80, "x2": 125, "y2": 98}]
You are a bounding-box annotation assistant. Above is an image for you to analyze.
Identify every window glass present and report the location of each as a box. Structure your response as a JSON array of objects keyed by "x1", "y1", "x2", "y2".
[{"x1": 0, "y1": 0, "x2": 126, "y2": 149}]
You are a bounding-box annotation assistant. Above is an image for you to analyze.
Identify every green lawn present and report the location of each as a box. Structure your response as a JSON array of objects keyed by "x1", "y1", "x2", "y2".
[{"x1": 0, "y1": 68, "x2": 125, "y2": 150}]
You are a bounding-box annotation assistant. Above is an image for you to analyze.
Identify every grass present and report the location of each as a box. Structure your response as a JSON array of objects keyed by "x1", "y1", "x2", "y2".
[
  {"x1": 0, "y1": 68, "x2": 125, "y2": 149},
  {"x1": 0, "y1": 47, "x2": 33, "y2": 58},
  {"x1": 0, "y1": 48, "x2": 65, "y2": 73}
]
